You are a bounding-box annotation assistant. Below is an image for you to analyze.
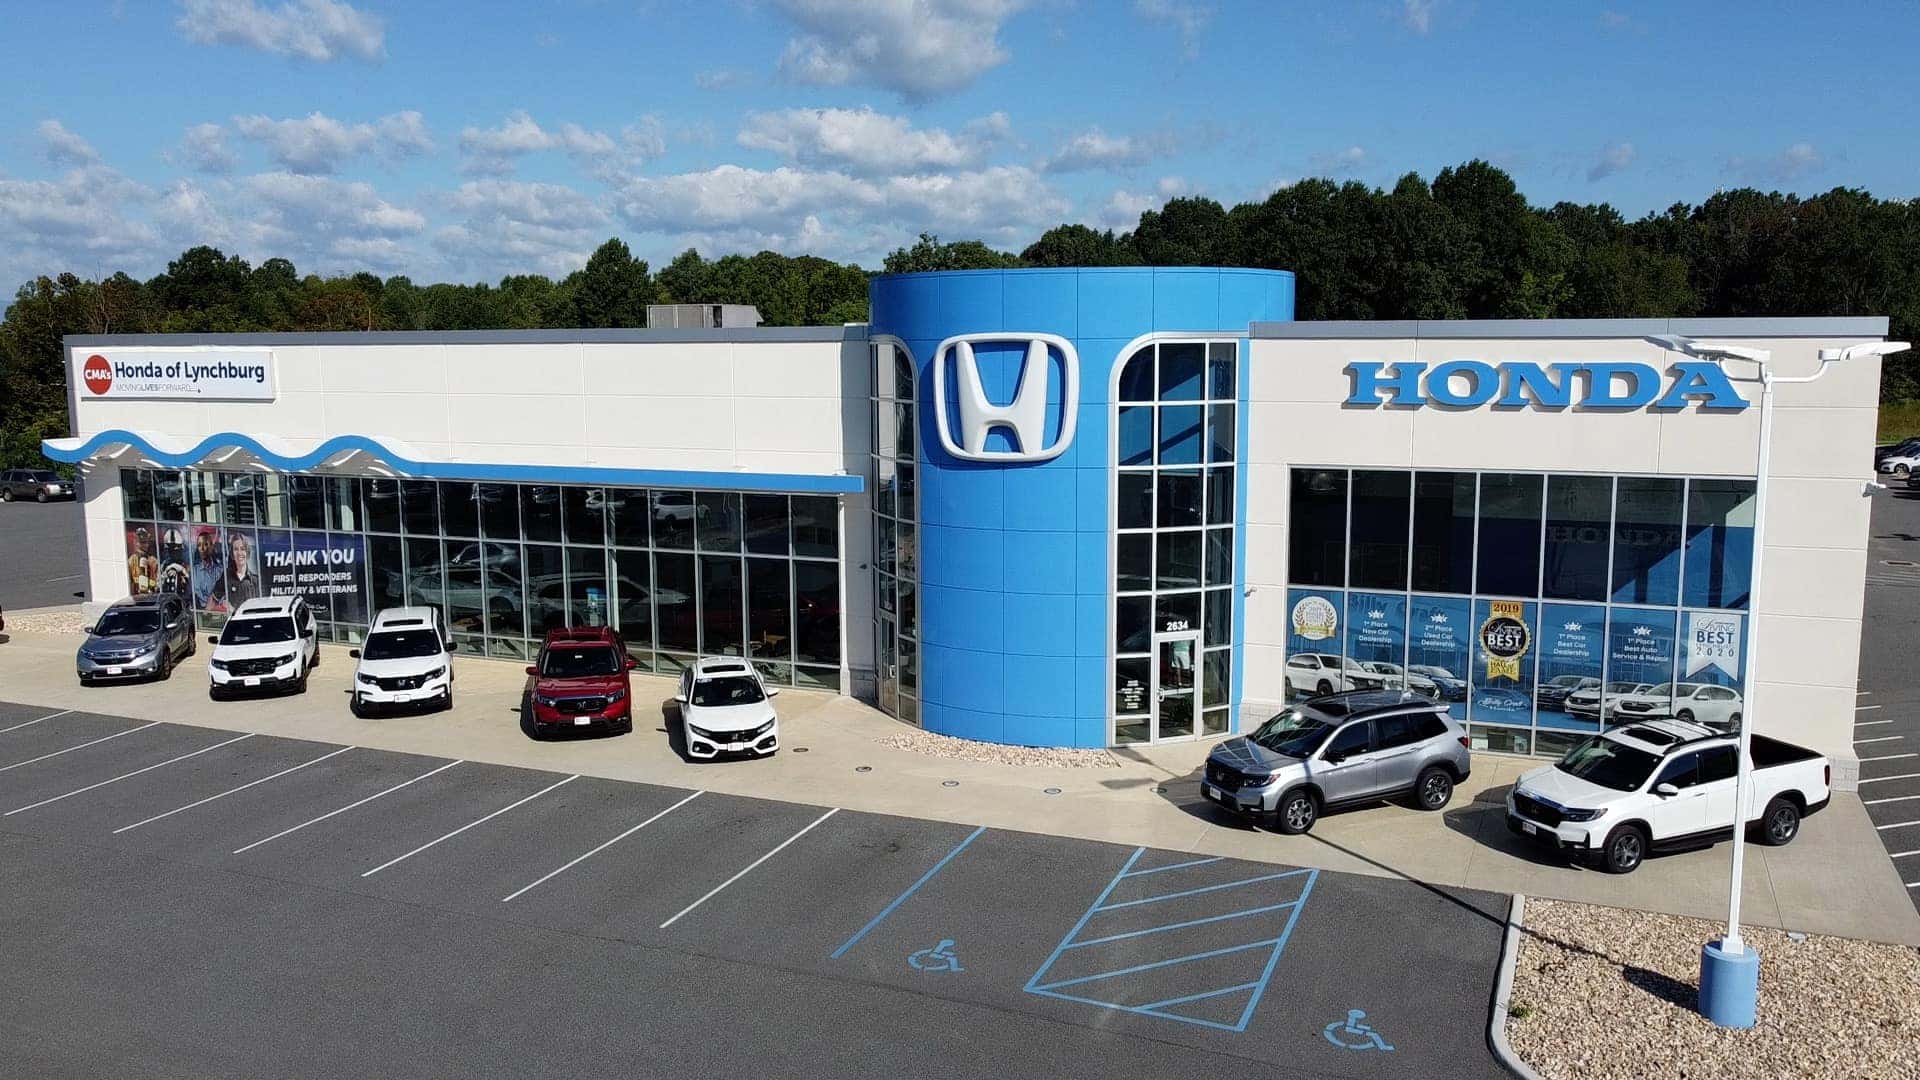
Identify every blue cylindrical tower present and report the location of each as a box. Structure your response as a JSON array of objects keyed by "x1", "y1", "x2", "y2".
[{"x1": 868, "y1": 267, "x2": 1295, "y2": 748}]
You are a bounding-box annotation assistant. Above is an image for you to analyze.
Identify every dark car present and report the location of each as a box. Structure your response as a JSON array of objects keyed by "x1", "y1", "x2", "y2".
[
  {"x1": 0, "y1": 469, "x2": 74, "y2": 502},
  {"x1": 525, "y1": 626, "x2": 637, "y2": 738},
  {"x1": 76, "y1": 594, "x2": 196, "y2": 683}
]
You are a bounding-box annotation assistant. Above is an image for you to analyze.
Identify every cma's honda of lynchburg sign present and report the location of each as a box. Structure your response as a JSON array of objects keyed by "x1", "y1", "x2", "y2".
[
  {"x1": 78, "y1": 350, "x2": 276, "y2": 401},
  {"x1": 1344, "y1": 359, "x2": 1751, "y2": 411}
]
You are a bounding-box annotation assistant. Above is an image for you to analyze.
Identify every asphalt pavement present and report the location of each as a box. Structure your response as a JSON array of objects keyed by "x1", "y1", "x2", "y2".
[
  {"x1": 0, "y1": 699, "x2": 1509, "y2": 1080},
  {"x1": 0, "y1": 497, "x2": 87, "y2": 610},
  {"x1": 1859, "y1": 483, "x2": 1920, "y2": 911}
]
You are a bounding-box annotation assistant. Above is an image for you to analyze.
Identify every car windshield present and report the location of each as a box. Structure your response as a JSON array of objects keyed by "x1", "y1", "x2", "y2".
[
  {"x1": 1605, "y1": 682, "x2": 1640, "y2": 692},
  {"x1": 690, "y1": 675, "x2": 766, "y2": 708},
  {"x1": 362, "y1": 629, "x2": 442, "y2": 661},
  {"x1": 1642, "y1": 683, "x2": 1675, "y2": 696},
  {"x1": 1247, "y1": 708, "x2": 1335, "y2": 758},
  {"x1": 220, "y1": 617, "x2": 296, "y2": 645},
  {"x1": 24, "y1": 470, "x2": 55, "y2": 481},
  {"x1": 95, "y1": 610, "x2": 162, "y2": 635},
  {"x1": 1411, "y1": 666, "x2": 1455, "y2": 679},
  {"x1": 1555, "y1": 736, "x2": 1661, "y2": 792},
  {"x1": 540, "y1": 646, "x2": 621, "y2": 678}
]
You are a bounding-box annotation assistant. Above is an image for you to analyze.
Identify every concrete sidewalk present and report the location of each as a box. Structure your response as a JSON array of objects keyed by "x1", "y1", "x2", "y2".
[{"x1": 3, "y1": 625, "x2": 1915, "y2": 946}]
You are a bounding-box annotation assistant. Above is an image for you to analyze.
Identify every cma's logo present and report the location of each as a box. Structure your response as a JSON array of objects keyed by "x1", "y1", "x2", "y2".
[
  {"x1": 931, "y1": 333, "x2": 1080, "y2": 463},
  {"x1": 1344, "y1": 360, "x2": 1751, "y2": 411}
]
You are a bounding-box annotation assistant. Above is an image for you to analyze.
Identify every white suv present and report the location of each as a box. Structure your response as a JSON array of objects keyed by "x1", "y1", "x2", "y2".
[
  {"x1": 1285, "y1": 653, "x2": 1388, "y2": 697},
  {"x1": 208, "y1": 596, "x2": 319, "y2": 698},
  {"x1": 350, "y1": 607, "x2": 454, "y2": 717},
  {"x1": 676, "y1": 656, "x2": 780, "y2": 759},
  {"x1": 1611, "y1": 682, "x2": 1743, "y2": 730}
]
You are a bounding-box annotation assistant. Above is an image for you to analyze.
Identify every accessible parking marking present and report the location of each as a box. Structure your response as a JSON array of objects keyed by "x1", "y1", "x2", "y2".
[
  {"x1": 661, "y1": 807, "x2": 839, "y2": 929},
  {"x1": 1024, "y1": 848, "x2": 1318, "y2": 1033},
  {"x1": 501, "y1": 789, "x2": 704, "y2": 903},
  {"x1": 830, "y1": 824, "x2": 986, "y2": 959},
  {"x1": 112, "y1": 746, "x2": 356, "y2": 834},
  {"x1": 0, "y1": 722, "x2": 159, "y2": 772},
  {"x1": 360, "y1": 774, "x2": 579, "y2": 878},
  {"x1": 232, "y1": 759, "x2": 463, "y2": 854},
  {"x1": 5, "y1": 733, "x2": 255, "y2": 816},
  {"x1": 0, "y1": 708, "x2": 71, "y2": 734}
]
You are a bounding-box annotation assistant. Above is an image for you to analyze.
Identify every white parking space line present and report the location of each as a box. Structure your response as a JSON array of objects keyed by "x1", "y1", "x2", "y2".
[
  {"x1": 1858, "y1": 719, "x2": 1894, "y2": 727},
  {"x1": 1860, "y1": 754, "x2": 1919, "y2": 763},
  {"x1": 1866, "y1": 794, "x2": 1920, "y2": 806},
  {"x1": 0, "y1": 709, "x2": 72, "y2": 734},
  {"x1": 1859, "y1": 773, "x2": 1920, "y2": 785},
  {"x1": 1855, "y1": 736, "x2": 1905, "y2": 745},
  {"x1": 1875, "y1": 820, "x2": 1920, "y2": 831},
  {"x1": 233, "y1": 760, "x2": 462, "y2": 854},
  {"x1": 1891, "y1": 849, "x2": 1920, "y2": 859},
  {"x1": 0, "y1": 722, "x2": 159, "y2": 772},
  {"x1": 5, "y1": 734, "x2": 254, "y2": 816},
  {"x1": 660, "y1": 807, "x2": 839, "y2": 929},
  {"x1": 360, "y1": 775, "x2": 578, "y2": 879},
  {"x1": 1857, "y1": 704, "x2": 1883, "y2": 711},
  {"x1": 501, "y1": 789, "x2": 704, "y2": 903},
  {"x1": 112, "y1": 746, "x2": 355, "y2": 834}
]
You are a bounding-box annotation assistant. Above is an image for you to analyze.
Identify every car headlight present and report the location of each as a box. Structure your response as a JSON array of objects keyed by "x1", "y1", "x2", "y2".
[
  {"x1": 356, "y1": 673, "x2": 378, "y2": 686},
  {"x1": 210, "y1": 659, "x2": 228, "y2": 671},
  {"x1": 605, "y1": 688, "x2": 627, "y2": 702},
  {"x1": 535, "y1": 694, "x2": 557, "y2": 707},
  {"x1": 423, "y1": 666, "x2": 447, "y2": 680},
  {"x1": 1560, "y1": 807, "x2": 1609, "y2": 822},
  {"x1": 131, "y1": 642, "x2": 158, "y2": 657}
]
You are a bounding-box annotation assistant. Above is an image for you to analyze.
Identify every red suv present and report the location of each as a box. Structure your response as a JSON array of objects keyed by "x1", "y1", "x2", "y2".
[{"x1": 525, "y1": 627, "x2": 637, "y2": 738}]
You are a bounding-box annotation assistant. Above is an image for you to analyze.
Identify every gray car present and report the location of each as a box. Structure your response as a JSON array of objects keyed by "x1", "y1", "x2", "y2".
[
  {"x1": 0, "y1": 469, "x2": 74, "y2": 502},
  {"x1": 76, "y1": 594, "x2": 196, "y2": 684},
  {"x1": 1201, "y1": 690, "x2": 1473, "y2": 834}
]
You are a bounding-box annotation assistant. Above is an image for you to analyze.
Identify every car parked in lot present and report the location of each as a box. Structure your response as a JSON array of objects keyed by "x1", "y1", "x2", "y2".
[
  {"x1": 0, "y1": 468, "x2": 74, "y2": 502},
  {"x1": 1505, "y1": 718, "x2": 1829, "y2": 874},
  {"x1": 1359, "y1": 660, "x2": 1440, "y2": 699},
  {"x1": 1284, "y1": 652, "x2": 1390, "y2": 697},
  {"x1": 76, "y1": 594, "x2": 195, "y2": 684},
  {"x1": 1878, "y1": 447, "x2": 1920, "y2": 479},
  {"x1": 1409, "y1": 664, "x2": 1467, "y2": 701},
  {"x1": 1201, "y1": 690, "x2": 1473, "y2": 834},
  {"x1": 525, "y1": 626, "x2": 636, "y2": 738},
  {"x1": 350, "y1": 606, "x2": 454, "y2": 717},
  {"x1": 675, "y1": 656, "x2": 781, "y2": 759},
  {"x1": 1567, "y1": 680, "x2": 1651, "y2": 723},
  {"x1": 1875, "y1": 436, "x2": 1920, "y2": 467},
  {"x1": 1611, "y1": 681, "x2": 1743, "y2": 729},
  {"x1": 208, "y1": 596, "x2": 319, "y2": 698}
]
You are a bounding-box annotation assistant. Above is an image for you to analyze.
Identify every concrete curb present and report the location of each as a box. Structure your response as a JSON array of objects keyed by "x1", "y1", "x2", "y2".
[{"x1": 1489, "y1": 892, "x2": 1544, "y2": 1080}]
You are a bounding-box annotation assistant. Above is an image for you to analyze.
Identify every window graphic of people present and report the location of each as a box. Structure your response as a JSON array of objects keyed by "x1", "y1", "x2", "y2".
[
  {"x1": 158, "y1": 527, "x2": 191, "y2": 597},
  {"x1": 217, "y1": 532, "x2": 261, "y2": 609},
  {"x1": 126, "y1": 527, "x2": 160, "y2": 595},
  {"x1": 191, "y1": 527, "x2": 225, "y2": 610}
]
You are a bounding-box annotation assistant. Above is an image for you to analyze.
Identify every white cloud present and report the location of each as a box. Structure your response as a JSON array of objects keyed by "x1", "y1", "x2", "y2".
[
  {"x1": 1041, "y1": 127, "x2": 1175, "y2": 173},
  {"x1": 457, "y1": 111, "x2": 661, "y2": 179},
  {"x1": 1090, "y1": 176, "x2": 1189, "y2": 229},
  {"x1": 37, "y1": 120, "x2": 102, "y2": 168},
  {"x1": 1133, "y1": 0, "x2": 1212, "y2": 59},
  {"x1": 737, "y1": 107, "x2": 1008, "y2": 174},
  {"x1": 0, "y1": 164, "x2": 157, "y2": 288},
  {"x1": 1726, "y1": 141, "x2": 1824, "y2": 182},
  {"x1": 1309, "y1": 145, "x2": 1368, "y2": 175},
  {"x1": 1587, "y1": 140, "x2": 1636, "y2": 181},
  {"x1": 174, "y1": 0, "x2": 385, "y2": 62},
  {"x1": 772, "y1": 0, "x2": 1030, "y2": 101},
  {"x1": 434, "y1": 179, "x2": 609, "y2": 277},
  {"x1": 695, "y1": 68, "x2": 744, "y2": 91},
  {"x1": 1400, "y1": 0, "x2": 1437, "y2": 35},
  {"x1": 232, "y1": 111, "x2": 433, "y2": 174},
  {"x1": 171, "y1": 123, "x2": 239, "y2": 173}
]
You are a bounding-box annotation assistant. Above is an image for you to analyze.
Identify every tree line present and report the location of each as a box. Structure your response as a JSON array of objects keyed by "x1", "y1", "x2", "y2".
[{"x1": 4, "y1": 159, "x2": 1916, "y2": 468}]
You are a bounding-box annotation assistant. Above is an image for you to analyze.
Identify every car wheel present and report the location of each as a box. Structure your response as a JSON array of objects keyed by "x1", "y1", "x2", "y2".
[
  {"x1": 443, "y1": 686, "x2": 455, "y2": 711},
  {"x1": 156, "y1": 650, "x2": 173, "y2": 681},
  {"x1": 1896, "y1": 463, "x2": 1912, "y2": 478},
  {"x1": 349, "y1": 696, "x2": 365, "y2": 719},
  {"x1": 36, "y1": 490, "x2": 48, "y2": 503},
  {"x1": 1675, "y1": 708, "x2": 1694, "y2": 723},
  {"x1": 1274, "y1": 789, "x2": 1318, "y2": 835},
  {"x1": 208, "y1": 685, "x2": 223, "y2": 701},
  {"x1": 1316, "y1": 680, "x2": 1333, "y2": 695},
  {"x1": 0, "y1": 489, "x2": 11, "y2": 502},
  {"x1": 1756, "y1": 797, "x2": 1801, "y2": 846},
  {"x1": 295, "y1": 667, "x2": 309, "y2": 695},
  {"x1": 1600, "y1": 825, "x2": 1648, "y2": 874},
  {"x1": 1728, "y1": 712, "x2": 1742, "y2": 727},
  {"x1": 1413, "y1": 766, "x2": 1454, "y2": 811}
]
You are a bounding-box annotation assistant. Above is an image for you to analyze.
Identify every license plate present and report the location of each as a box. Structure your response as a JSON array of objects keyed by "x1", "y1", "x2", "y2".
[
  {"x1": 1520, "y1": 821, "x2": 1538, "y2": 836},
  {"x1": 1204, "y1": 784, "x2": 1220, "y2": 800},
  {"x1": 574, "y1": 717, "x2": 591, "y2": 726},
  {"x1": 106, "y1": 666, "x2": 123, "y2": 675},
  {"x1": 244, "y1": 677, "x2": 261, "y2": 686}
]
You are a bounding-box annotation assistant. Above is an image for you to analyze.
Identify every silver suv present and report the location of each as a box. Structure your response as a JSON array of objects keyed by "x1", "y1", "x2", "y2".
[
  {"x1": 77, "y1": 594, "x2": 196, "y2": 684},
  {"x1": 1202, "y1": 690, "x2": 1472, "y2": 834}
]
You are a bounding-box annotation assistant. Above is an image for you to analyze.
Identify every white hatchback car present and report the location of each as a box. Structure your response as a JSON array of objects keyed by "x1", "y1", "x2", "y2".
[
  {"x1": 676, "y1": 656, "x2": 780, "y2": 759},
  {"x1": 208, "y1": 596, "x2": 319, "y2": 698},
  {"x1": 350, "y1": 606, "x2": 454, "y2": 716}
]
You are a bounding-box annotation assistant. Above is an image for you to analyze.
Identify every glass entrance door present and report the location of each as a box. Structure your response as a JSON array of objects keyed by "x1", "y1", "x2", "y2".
[{"x1": 1153, "y1": 631, "x2": 1200, "y2": 740}]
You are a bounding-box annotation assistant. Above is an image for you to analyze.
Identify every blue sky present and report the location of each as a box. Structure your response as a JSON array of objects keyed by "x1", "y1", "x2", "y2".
[{"x1": 2, "y1": 0, "x2": 1915, "y2": 289}]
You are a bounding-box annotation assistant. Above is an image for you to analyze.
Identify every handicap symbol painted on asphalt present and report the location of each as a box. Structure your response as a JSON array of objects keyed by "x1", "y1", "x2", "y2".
[
  {"x1": 908, "y1": 939, "x2": 962, "y2": 973},
  {"x1": 1323, "y1": 1009, "x2": 1394, "y2": 1052}
]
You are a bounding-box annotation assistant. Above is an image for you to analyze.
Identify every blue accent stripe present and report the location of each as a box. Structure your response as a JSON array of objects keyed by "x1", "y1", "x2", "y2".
[
  {"x1": 1092, "y1": 868, "x2": 1314, "y2": 911},
  {"x1": 1119, "y1": 855, "x2": 1223, "y2": 879},
  {"x1": 1061, "y1": 898, "x2": 1306, "y2": 951},
  {"x1": 42, "y1": 430, "x2": 864, "y2": 494},
  {"x1": 1030, "y1": 937, "x2": 1282, "y2": 992},
  {"x1": 1136, "y1": 980, "x2": 1261, "y2": 1013},
  {"x1": 829, "y1": 825, "x2": 986, "y2": 960},
  {"x1": 1025, "y1": 987, "x2": 1250, "y2": 1033}
]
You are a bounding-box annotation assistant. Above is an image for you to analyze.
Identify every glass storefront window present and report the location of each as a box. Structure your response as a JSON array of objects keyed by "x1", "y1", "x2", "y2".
[
  {"x1": 289, "y1": 475, "x2": 326, "y2": 530},
  {"x1": 613, "y1": 549, "x2": 653, "y2": 655},
  {"x1": 441, "y1": 481, "x2": 480, "y2": 538},
  {"x1": 1288, "y1": 469, "x2": 1347, "y2": 587},
  {"x1": 1349, "y1": 470, "x2": 1411, "y2": 590},
  {"x1": 608, "y1": 488, "x2": 649, "y2": 548},
  {"x1": 401, "y1": 480, "x2": 438, "y2": 536},
  {"x1": 521, "y1": 485, "x2": 562, "y2": 544},
  {"x1": 563, "y1": 486, "x2": 604, "y2": 546},
  {"x1": 1611, "y1": 477, "x2": 1683, "y2": 606},
  {"x1": 745, "y1": 494, "x2": 788, "y2": 556},
  {"x1": 364, "y1": 479, "x2": 401, "y2": 534},
  {"x1": 1683, "y1": 480, "x2": 1755, "y2": 610},
  {"x1": 566, "y1": 546, "x2": 607, "y2": 627},
  {"x1": 748, "y1": 558, "x2": 793, "y2": 661},
  {"x1": 697, "y1": 492, "x2": 742, "y2": 552},
  {"x1": 405, "y1": 537, "x2": 443, "y2": 611},
  {"x1": 477, "y1": 483, "x2": 516, "y2": 539},
  {"x1": 700, "y1": 555, "x2": 745, "y2": 655},
  {"x1": 1543, "y1": 475, "x2": 1611, "y2": 601},
  {"x1": 794, "y1": 561, "x2": 840, "y2": 666},
  {"x1": 1475, "y1": 473, "x2": 1542, "y2": 597}
]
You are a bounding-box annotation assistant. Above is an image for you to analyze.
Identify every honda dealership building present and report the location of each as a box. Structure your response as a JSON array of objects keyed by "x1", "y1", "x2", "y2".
[{"x1": 48, "y1": 268, "x2": 1891, "y2": 783}]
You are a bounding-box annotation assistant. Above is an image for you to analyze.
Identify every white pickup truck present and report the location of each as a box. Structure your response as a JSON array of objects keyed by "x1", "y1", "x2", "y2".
[{"x1": 1505, "y1": 718, "x2": 1830, "y2": 874}]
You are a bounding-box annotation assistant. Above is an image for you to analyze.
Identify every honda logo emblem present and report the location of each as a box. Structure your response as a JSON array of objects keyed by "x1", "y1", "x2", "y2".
[{"x1": 931, "y1": 333, "x2": 1079, "y2": 463}]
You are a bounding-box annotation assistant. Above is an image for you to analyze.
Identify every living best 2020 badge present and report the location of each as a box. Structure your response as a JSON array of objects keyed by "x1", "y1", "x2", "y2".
[{"x1": 1479, "y1": 600, "x2": 1532, "y2": 681}]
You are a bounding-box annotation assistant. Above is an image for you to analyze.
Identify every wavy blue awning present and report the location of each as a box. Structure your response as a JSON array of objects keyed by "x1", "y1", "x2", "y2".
[{"x1": 43, "y1": 430, "x2": 864, "y2": 495}]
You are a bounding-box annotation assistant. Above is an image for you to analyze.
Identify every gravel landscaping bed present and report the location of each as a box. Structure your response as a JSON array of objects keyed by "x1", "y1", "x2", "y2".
[
  {"x1": 0, "y1": 607, "x2": 87, "y2": 635},
  {"x1": 876, "y1": 727, "x2": 1121, "y2": 768},
  {"x1": 1508, "y1": 897, "x2": 1920, "y2": 1079}
]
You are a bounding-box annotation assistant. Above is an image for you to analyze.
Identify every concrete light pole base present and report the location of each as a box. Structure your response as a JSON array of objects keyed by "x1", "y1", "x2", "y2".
[{"x1": 1699, "y1": 939, "x2": 1761, "y2": 1029}]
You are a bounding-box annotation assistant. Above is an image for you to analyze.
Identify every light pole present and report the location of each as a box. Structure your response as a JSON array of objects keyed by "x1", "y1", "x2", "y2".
[{"x1": 1652, "y1": 335, "x2": 1910, "y2": 1028}]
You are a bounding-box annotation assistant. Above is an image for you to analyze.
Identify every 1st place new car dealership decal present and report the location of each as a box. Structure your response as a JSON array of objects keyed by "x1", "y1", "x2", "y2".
[{"x1": 79, "y1": 350, "x2": 276, "y2": 401}]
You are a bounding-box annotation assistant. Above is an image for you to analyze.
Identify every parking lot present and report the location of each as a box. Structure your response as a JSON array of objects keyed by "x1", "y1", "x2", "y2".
[
  {"x1": 0, "y1": 698, "x2": 1507, "y2": 1080},
  {"x1": 0, "y1": 498, "x2": 86, "y2": 611},
  {"x1": 1859, "y1": 484, "x2": 1920, "y2": 911}
]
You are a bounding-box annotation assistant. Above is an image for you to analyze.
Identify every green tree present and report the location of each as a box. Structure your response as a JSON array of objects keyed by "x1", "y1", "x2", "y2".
[
  {"x1": 881, "y1": 233, "x2": 1023, "y2": 273},
  {"x1": 567, "y1": 238, "x2": 655, "y2": 327},
  {"x1": 1021, "y1": 224, "x2": 1142, "y2": 267}
]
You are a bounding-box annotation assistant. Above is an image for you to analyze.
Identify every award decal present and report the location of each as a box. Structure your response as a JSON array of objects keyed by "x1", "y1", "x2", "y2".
[
  {"x1": 1291, "y1": 595, "x2": 1338, "y2": 641},
  {"x1": 1479, "y1": 600, "x2": 1531, "y2": 681}
]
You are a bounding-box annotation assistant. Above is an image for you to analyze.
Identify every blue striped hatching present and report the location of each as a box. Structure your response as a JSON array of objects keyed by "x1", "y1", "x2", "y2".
[{"x1": 42, "y1": 430, "x2": 864, "y2": 494}]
